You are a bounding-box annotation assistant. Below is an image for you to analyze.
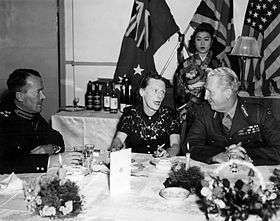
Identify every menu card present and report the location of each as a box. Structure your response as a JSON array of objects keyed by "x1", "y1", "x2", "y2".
[{"x1": 110, "y1": 148, "x2": 131, "y2": 196}]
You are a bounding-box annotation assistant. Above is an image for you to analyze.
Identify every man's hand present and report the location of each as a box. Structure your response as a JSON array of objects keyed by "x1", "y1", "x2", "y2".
[
  {"x1": 48, "y1": 151, "x2": 83, "y2": 168},
  {"x1": 30, "y1": 145, "x2": 58, "y2": 155},
  {"x1": 226, "y1": 142, "x2": 247, "y2": 160}
]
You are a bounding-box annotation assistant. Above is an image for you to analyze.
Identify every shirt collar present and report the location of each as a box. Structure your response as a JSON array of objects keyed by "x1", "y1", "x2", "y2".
[
  {"x1": 14, "y1": 105, "x2": 38, "y2": 120},
  {"x1": 225, "y1": 99, "x2": 238, "y2": 119}
]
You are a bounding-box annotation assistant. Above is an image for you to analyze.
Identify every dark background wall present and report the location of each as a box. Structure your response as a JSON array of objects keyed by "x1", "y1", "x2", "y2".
[{"x1": 0, "y1": 0, "x2": 59, "y2": 121}]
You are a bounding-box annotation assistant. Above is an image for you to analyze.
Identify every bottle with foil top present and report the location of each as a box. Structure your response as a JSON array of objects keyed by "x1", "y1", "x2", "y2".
[
  {"x1": 85, "y1": 81, "x2": 94, "y2": 110},
  {"x1": 119, "y1": 82, "x2": 126, "y2": 112},
  {"x1": 110, "y1": 83, "x2": 118, "y2": 113},
  {"x1": 103, "y1": 81, "x2": 111, "y2": 111},
  {"x1": 93, "y1": 81, "x2": 102, "y2": 111}
]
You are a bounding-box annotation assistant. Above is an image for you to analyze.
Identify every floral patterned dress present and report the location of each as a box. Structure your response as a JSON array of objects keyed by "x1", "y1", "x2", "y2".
[
  {"x1": 174, "y1": 51, "x2": 222, "y2": 107},
  {"x1": 117, "y1": 105, "x2": 180, "y2": 154}
]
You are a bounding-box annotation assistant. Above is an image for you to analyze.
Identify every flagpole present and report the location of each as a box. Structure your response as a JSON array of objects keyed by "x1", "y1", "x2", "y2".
[{"x1": 160, "y1": 24, "x2": 191, "y2": 76}]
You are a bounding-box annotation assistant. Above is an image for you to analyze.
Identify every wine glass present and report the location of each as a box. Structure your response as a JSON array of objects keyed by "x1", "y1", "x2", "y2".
[{"x1": 73, "y1": 97, "x2": 79, "y2": 108}]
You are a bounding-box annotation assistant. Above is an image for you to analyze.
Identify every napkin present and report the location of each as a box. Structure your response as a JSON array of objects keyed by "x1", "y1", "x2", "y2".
[{"x1": 0, "y1": 172, "x2": 23, "y2": 195}]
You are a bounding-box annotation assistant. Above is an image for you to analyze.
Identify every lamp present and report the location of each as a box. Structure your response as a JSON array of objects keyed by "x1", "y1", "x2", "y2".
[{"x1": 230, "y1": 36, "x2": 261, "y2": 92}]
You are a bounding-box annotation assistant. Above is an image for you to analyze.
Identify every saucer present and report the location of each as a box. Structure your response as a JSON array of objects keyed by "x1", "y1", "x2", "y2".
[{"x1": 159, "y1": 187, "x2": 190, "y2": 203}]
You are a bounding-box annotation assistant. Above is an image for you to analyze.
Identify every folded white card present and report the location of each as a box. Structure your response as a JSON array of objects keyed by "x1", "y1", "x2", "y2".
[
  {"x1": 0, "y1": 172, "x2": 23, "y2": 195},
  {"x1": 110, "y1": 148, "x2": 131, "y2": 196}
]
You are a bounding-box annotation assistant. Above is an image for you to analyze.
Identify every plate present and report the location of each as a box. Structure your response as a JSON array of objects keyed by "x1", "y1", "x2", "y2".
[
  {"x1": 131, "y1": 162, "x2": 145, "y2": 173},
  {"x1": 64, "y1": 165, "x2": 89, "y2": 176},
  {"x1": 150, "y1": 158, "x2": 174, "y2": 172},
  {"x1": 159, "y1": 187, "x2": 190, "y2": 202}
]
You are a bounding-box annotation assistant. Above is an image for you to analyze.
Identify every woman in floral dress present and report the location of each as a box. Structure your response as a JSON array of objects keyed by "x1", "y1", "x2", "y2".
[
  {"x1": 173, "y1": 23, "x2": 223, "y2": 148},
  {"x1": 110, "y1": 73, "x2": 180, "y2": 157}
]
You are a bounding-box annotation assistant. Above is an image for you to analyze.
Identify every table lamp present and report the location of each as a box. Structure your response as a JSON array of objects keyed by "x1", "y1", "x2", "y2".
[{"x1": 230, "y1": 36, "x2": 261, "y2": 92}]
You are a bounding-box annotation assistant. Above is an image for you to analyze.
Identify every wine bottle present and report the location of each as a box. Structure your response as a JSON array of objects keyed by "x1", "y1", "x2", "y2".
[
  {"x1": 110, "y1": 83, "x2": 118, "y2": 113},
  {"x1": 103, "y1": 82, "x2": 111, "y2": 111},
  {"x1": 119, "y1": 82, "x2": 126, "y2": 112},
  {"x1": 85, "y1": 81, "x2": 94, "y2": 110},
  {"x1": 93, "y1": 81, "x2": 102, "y2": 111}
]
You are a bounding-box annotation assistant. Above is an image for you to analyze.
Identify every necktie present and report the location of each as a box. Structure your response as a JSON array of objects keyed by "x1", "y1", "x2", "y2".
[{"x1": 222, "y1": 113, "x2": 232, "y2": 132}]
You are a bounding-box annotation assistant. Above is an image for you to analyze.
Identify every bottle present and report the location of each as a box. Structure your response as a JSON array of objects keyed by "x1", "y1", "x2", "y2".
[
  {"x1": 93, "y1": 81, "x2": 102, "y2": 111},
  {"x1": 110, "y1": 83, "x2": 118, "y2": 113},
  {"x1": 103, "y1": 82, "x2": 111, "y2": 111},
  {"x1": 119, "y1": 81, "x2": 126, "y2": 112},
  {"x1": 85, "y1": 81, "x2": 94, "y2": 110},
  {"x1": 127, "y1": 85, "x2": 132, "y2": 106},
  {"x1": 124, "y1": 77, "x2": 130, "y2": 106}
]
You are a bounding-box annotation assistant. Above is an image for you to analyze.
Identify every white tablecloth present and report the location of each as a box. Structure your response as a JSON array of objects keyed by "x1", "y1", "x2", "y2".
[
  {"x1": 1, "y1": 154, "x2": 280, "y2": 221},
  {"x1": 51, "y1": 110, "x2": 122, "y2": 151}
]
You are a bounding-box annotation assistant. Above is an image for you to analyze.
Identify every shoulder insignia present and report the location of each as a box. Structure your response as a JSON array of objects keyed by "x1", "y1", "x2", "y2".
[
  {"x1": 241, "y1": 104, "x2": 249, "y2": 118},
  {"x1": 0, "y1": 110, "x2": 11, "y2": 118}
]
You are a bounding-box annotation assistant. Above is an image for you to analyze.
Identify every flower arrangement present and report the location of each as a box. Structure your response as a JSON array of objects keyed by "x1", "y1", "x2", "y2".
[
  {"x1": 163, "y1": 162, "x2": 205, "y2": 194},
  {"x1": 199, "y1": 160, "x2": 280, "y2": 221},
  {"x1": 24, "y1": 172, "x2": 83, "y2": 219}
]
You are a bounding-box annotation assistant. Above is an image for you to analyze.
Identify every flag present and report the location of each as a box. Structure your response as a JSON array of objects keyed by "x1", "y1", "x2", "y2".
[
  {"x1": 242, "y1": 0, "x2": 280, "y2": 96},
  {"x1": 114, "y1": 0, "x2": 179, "y2": 91},
  {"x1": 188, "y1": 0, "x2": 236, "y2": 67}
]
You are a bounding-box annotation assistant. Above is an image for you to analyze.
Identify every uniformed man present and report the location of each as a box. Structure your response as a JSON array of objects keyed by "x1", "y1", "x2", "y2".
[
  {"x1": 0, "y1": 69, "x2": 83, "y2": 173},
  {"x1": 184, "y1": 67, "x2": 280, "y2": 165}
]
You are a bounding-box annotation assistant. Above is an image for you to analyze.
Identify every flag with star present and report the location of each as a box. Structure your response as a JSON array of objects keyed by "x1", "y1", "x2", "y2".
[
  {"x1": 189, "y1": 0, "x2": 236, "y2": 67},
  {"x1": 114, "y1": 0, "x2": 179, "y2": 91},
  {"x1": 242, "y1": 0, "x2": 280, "y2": 96}
]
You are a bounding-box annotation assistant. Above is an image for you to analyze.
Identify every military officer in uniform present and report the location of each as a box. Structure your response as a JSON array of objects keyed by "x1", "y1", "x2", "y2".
[
  {"x1": 185, "y1": 67, "x2": 280, "y2": 165},
  {"x1": 0, "y1": 69, "x2": 83, "y2": 174}
]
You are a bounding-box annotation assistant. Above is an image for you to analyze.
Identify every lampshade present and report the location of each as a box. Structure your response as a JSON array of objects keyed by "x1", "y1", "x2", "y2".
[{"x1": 230, "y1": 36, "x2": 261, "y2": 58}]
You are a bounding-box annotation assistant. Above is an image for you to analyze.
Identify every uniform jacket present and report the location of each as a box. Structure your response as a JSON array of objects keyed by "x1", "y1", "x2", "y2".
[
  {"x1": 0, "y1": 108, "x2": 64, "y2": 174},
  {"x1": 185, "y1": 99, "x2": 280, "y2": 165}
]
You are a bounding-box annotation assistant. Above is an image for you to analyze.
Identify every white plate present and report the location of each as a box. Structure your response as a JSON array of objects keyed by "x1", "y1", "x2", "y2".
[
  {"x1": 159, "y1": 187, "x2": 190, "y2": 202},
  {"x1": 64, "y1": 165, "x2": 89, "y2": 176}
]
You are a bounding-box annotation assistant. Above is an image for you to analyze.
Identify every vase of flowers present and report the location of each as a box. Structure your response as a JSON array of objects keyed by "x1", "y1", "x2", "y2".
[
  {"x1": 199, "y1": 160, "x2": 280, "y2": 221},
  {"x1": 23, "y1": 171, "x2": 83, "y2": 219}
]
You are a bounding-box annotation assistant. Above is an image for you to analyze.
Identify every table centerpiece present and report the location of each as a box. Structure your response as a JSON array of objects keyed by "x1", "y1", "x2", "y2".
[
  {"x1": 23, "y1": 170, "x2": 83, "y2": 219},
  {"x1": 199, "y1": 159, "x2": 280, "y2": 221}
]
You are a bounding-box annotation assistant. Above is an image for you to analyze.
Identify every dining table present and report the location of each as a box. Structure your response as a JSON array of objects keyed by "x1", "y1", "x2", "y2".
[{"x1": 0, "y1": 153, "x2": 280, "y2": 221}]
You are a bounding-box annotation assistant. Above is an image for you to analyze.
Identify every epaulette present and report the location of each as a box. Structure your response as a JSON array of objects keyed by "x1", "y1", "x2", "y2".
[{"x1": 0, "y1": 110, "x2": 11, "y2": 118}]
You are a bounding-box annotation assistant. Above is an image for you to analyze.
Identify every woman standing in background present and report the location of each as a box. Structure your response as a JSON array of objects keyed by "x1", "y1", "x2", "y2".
[{"x1": 173, "y1": 23, "x2": 223, "y2": 148}]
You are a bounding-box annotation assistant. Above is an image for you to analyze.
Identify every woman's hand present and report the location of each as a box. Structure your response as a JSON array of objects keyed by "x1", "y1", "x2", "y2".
[{"x1": 110, "y1": 137, "x2": 124, "y2": 152}]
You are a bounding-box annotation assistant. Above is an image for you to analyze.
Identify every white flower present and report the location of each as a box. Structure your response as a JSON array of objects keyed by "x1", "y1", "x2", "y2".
[
  {"x1": 59, "y1": 200, "x2": 73, "y2": 216},
  {"x1": 261, "y1": 195, "x2": 267, "y2": 203},
  {"x1": 214, "y1": 199, "x2": 226, "y2": 209},
  {"x1": 39, "y1": 205, "x2": 56, "y2": 217},
  {"x1": 201, "y1": 187, "x2": 212, "y2": 199},
  {"x1": 268, "y1": 192, "x2": 277, "y2": 200},
  {"x1": 35, "y1": 196, "x2": 42, "y2": 205}
]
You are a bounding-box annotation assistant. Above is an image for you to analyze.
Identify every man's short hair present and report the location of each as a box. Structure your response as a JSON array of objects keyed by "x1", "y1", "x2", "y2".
[
  {"x1": 7, "y1": 69, "x2": 41, "y2": 93},
  {"x1": 207, "y1": 67, "x2": 240, "y2": 93}
]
